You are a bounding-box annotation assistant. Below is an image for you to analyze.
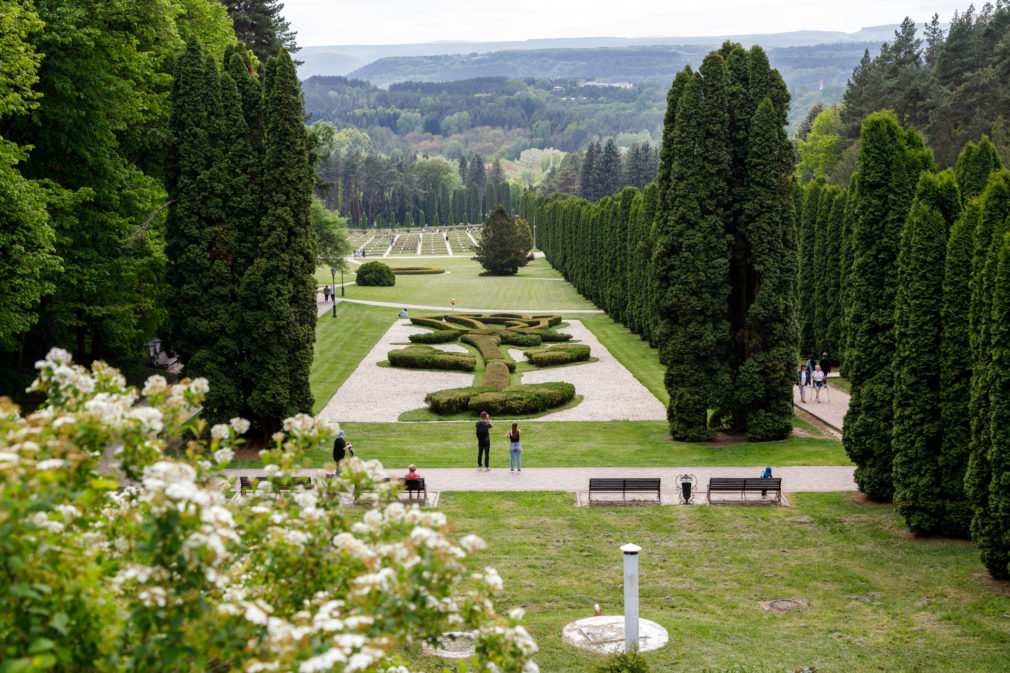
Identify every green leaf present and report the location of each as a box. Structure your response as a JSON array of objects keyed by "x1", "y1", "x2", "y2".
[
  {"x1": 26, "y1": 639, "x2": 55, "y2": 655},
  {"x1": 0, "y1": 657, "x2": 33, "y2": 673}
]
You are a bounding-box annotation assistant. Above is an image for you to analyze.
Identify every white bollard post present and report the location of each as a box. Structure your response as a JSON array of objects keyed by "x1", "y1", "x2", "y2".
[{"x1": 620, "y1": 543, "x2": 641, "y2": 652}]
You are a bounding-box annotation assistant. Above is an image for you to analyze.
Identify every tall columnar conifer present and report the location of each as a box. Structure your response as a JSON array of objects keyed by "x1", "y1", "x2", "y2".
[
  {"x1": 981, "y1": 232, "x2": 1010, "y2": 578},
  {"x1": 797, "y1": 179, "x2": 824, "y2": 354},
  {"x1": 843, "y1": 111, "x2": 935, "y2": 501},
  {"x1": 965, "y1": 170, "x2": 1010, "y2": 575},
  {"x1": 892, "y1": 171, "x2": 963, "y2": 535},
  {"x1": 939, "y1": 199, "x2": 980, "y2": 538},
  {"x1": 238, "y1": 49, "x2": 315, "y2": 435},
  {"x1": 821, "y1": 190, "x2": 847, "y2": 360},
  {"x1": 955, "y1": 137, "x2": 1002, "y2": 204}
]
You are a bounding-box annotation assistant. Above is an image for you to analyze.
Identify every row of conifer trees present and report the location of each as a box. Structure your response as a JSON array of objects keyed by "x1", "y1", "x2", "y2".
[
  {"x1": 797, "y1": 117, "x2": 1010, "y2": 579},
  {"x1": 521, "y1": 43, "x2": 799, "y2": 443},
  {"x1": 164, "y1": 40, "x2": 316, "y2": 438}
]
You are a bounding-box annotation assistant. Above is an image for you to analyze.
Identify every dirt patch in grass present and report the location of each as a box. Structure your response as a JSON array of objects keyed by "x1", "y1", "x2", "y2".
[{"x1": 974, "y1": 570, "x2": 1010, "y2": 595}]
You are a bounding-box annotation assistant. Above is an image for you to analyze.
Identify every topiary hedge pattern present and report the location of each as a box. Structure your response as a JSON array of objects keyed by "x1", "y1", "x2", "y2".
[
  {"x1": 530, "y1": 329, "x2": 573, "y2": 342},
  {"x1": 524, "y1": 344, "x2": 591, "y2": 366},
  {"x1": 387, "y1": 345, "x2": 475, "y2": 371},
  {"x1": 471, "y1": 329, "x2": 542, "y2": 346},
  {"x1": 461, "y1": 333, "x2": 516, "y2": 371},
  {"x1": 483, "y1": 361, "x2": 512, "y2": 390},
  {"x1": 408, "y1": 329, "x2": 462, "y2": 344},
  {"x1": 356, "y1": 261, "x2": 395, "y2": 286},
  {"x1": 467, "y1": 383, "x2": 575, "y2": 415},
  {"x1": 390, "y1": 267, "x2": 445, "y2": 274}
]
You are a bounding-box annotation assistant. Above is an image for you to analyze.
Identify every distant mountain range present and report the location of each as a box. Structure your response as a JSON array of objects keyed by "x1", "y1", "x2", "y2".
[{"x1": 296, "y1": 26, "x2": 901, "y2": 84}]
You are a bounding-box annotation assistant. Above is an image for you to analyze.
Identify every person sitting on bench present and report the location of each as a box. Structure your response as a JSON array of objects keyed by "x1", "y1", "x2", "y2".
[{"x1": 405, "y1": 464, "x2": 420, "y2": 478}]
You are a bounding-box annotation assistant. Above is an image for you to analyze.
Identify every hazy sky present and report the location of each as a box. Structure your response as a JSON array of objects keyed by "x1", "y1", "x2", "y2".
[{"x1": 284, "y1": 0, "x2": 969, "y2": 47}]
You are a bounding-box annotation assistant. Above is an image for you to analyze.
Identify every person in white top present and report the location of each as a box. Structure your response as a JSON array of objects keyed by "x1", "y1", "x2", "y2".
[
  {"x1": 811, "y1": 365, "x2": 826, "y2": 402},
  {"x1": 796, "y1": 364, "x2": 808, "y2": 403}
]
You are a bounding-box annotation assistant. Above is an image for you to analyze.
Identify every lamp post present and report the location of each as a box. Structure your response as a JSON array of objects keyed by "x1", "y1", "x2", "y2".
[
  {"x1": 330, "y1": 267, "x2": 337, "y2": 318},
  {"x1": 144, "y1": 337, "x2": 162, "y2": 367}
]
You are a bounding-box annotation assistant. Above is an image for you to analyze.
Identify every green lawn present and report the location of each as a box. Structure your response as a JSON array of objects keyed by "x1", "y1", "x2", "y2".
[
  {"x1": 404, "y1": 492, "x2": 1010, "y2": 673},
  {"x1": 335, "y1": 257, "x2": 597, "y2": 310},
  {"x1": 310, "y1": 303, "x2": 397, "y2": 414},
  {"x1": 314, "y1": 265, "x2": 357, "y2": 286},
  {"x1": 233, "y1": 420, "x2": 849, "y2": 469}
]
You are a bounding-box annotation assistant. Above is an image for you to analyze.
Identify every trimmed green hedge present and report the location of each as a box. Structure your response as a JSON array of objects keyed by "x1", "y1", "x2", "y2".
[
  {"x1": 410, "y1": 317, "x2": 455, "y2": 330},
  {"x1": 460, "y1": 333, "x2": 516, "y2": 371},
  {"x1": 530, "y1": 329, "x2": 573, "y2": 342},
  {"x1": 425, "y1": 386, "x2": 495, "y2": 414},
  {"x1": 388, "y1": 345, "x2": 475, "y2": 371},
  {"x1": 445, "y1": 315, "x2": 485, "y2": 330},
  {"x1": 390, "y1": 266, "x2": 445, "y2": 274},
  {"x1": 525, "y1": 344, "x2": 591, "y2": 366},
  {"x1": 424, "y1": 382, "x2": 576, "y2": 415},
  {"x1": 467, "y1": 383, "x2": 576, "y2": 415},
  {"x1": 356, "y1": 261, "x2": 395, "y2": 286},
  {"x1": 408, "y1": 329, "x2": 462, "y2": 344},
  {"x1": 471, "y1": 329, "x2": 542, "y2": 346},
  {"x1": 532, "y1": 315, "x2": 563, "y2": 327},
  {"x1": 483, "y1": 361, "x2": 512, "y2": 390}
]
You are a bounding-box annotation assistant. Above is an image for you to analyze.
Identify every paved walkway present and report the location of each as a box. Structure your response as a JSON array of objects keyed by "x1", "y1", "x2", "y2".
[
  {"x1": 222, "y1": 465, "x2": 857, "y2": 496},
  {"x1": 793, "y1": 379, "x2": 848, "y2": 432}
]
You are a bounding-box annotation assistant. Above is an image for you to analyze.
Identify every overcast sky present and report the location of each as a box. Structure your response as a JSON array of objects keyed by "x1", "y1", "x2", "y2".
[{"x1": 284, "y1": 1, "x2": 969, "y2": 47}]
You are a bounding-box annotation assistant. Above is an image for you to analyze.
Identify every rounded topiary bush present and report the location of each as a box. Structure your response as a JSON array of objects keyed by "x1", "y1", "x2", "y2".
[
  {"x1": 408, "y1": 329, "x2": 462, "y2": 344},
  {"x1": 387, "y1": 345, "x2": 475, "y2": 371},
  {"x1": 483, "y1": 361, "x2": 512, "y2": 390},
  {"x1": 466, "y1": 383, "x2": 575, "y2": 414},
  {"x1": 471, "y1": 329, "x2": 542, "y2": 347},
  {"x1": 525, "y1": 344, "x2": 590, "y2": 366},
  {"x1": 356, "y1": 261, "x2": 395, "y2": 286}
]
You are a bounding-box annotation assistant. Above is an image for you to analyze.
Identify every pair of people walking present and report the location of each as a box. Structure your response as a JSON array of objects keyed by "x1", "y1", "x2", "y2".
[
  {"x1": 797, "y1": 351, "x2": 830, "y2": 403},
  {"x1": 475, "y1": 411, "x2": 523, "y2": 472}
]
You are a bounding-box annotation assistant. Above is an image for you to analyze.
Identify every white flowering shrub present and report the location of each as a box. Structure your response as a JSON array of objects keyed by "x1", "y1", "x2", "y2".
[{"x1": 0, "y1": 349, "x2": 539, "y2": 673}]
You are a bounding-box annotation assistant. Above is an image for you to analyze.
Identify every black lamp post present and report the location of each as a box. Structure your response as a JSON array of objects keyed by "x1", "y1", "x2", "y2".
[
  {"x1": 144, "y1": 337, "x2": 162, "y2": 367},
  {"x1": 330, "y1": 266, "x2": 337, "y2": 318}
]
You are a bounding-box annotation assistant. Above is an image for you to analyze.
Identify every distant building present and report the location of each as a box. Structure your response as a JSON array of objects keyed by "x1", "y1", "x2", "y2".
[{"x1": 582, "y1": 81, "x2": 635, "y2": 89}]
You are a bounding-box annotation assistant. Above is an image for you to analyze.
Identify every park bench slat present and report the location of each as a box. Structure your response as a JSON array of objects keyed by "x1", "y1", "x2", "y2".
[
  {"x1": 707, "y1": 477, "x2": 781, "y2": 504},
  {"x1": 588, "y1": 477, "x2": 661, "y2": 505}
]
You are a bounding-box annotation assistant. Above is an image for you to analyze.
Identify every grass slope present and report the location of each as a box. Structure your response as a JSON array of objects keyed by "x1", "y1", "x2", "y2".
[{"x1": 411, "y1": 492, "x2": 1010, "y2": 672}]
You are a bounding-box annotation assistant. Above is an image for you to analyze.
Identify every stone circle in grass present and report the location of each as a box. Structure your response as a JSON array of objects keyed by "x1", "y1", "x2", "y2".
[
  {"x1": 759, "y1": 598, "x2": 809, "y2": 613},
  {"x1": 422, "y1": 631, "x2": 476, "y2": 659},
  {"x1": 390, "y1": 313, "x2": 587, "y2": 416}
]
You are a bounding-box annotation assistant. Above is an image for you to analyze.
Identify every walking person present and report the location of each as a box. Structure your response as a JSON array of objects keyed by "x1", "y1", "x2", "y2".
[
  {"x1": 811, "y1": 365, "x2": 826, "y2": 402},
  {"x1": 475, "y1": 411, "x2": 493, "y2": 471},
  {"x1": 506, "y1": 422, "x2": 522, "y2": 472},
  {"x1": 332, "y1": 430, "x2": 353, "y2": 463},
  {"x1": 819, "y1": 352, "x2": 832, "y2": 375},
  {"x1": 323, "y1": 284, "x2": 330, "y2": 302},
  {"x1": 796, "y1": 364, "x2": 808, "y2": 403},
  {"x1": 805, "y1": 353, "x2": 817, "y2": 387}
]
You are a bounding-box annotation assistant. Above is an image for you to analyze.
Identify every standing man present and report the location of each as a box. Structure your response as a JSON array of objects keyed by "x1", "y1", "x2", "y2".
[
  {"x1": 819, "y1": 352, "x2": 832, "y2": 375},
  {"x1": 475, "y1": 411, "x2": 493, "y2": 471}
]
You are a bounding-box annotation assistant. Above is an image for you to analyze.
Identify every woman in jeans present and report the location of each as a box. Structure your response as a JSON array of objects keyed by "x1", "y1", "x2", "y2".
[{"x1": 506, "y1": 422, "x2": 522, "y2": 472}]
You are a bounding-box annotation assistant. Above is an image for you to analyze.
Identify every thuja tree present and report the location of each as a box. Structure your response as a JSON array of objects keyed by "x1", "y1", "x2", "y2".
[
  {"x1": 843, "y1": 111, "x2": 935, "y2": 501},
  {"x1": 654, "y1": 45, "x2": 797, "y2": 441},
  {"x1": 955, "y1": 136, "x2": 1002, "y2": 204},
  {"x1": 797, "y1": 179, "x2": 824, "y2": 354},
  {"x1": 820, "y1": 189, "x2": 848, "y2": 360},
  {"x1": 892, "y1": 170, "x2": 964, "y2": 535},
  {"x1": 965, "y1": 170, "x2": 1010, "y2": 576},
  {"x1": 473, "y1": 205, "x2": 532, "y2": 275},
  {"x1": 981, "y1": 233, "x2": 1010, "y2": 578},
  {"x1": 238, "y1": 49, "x2": 316, "y2": 436}
]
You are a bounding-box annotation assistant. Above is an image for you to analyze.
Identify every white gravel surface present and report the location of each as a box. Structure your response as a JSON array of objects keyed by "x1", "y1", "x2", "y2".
[
  {"x1": 318, "y1": 321, "x2": 473, "y2": 422},
  {"x1": 523, "y1": 320, "x2": 667, "y2": 421}
]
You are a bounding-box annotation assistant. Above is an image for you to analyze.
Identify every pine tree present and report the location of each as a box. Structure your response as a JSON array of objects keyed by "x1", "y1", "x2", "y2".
[
  {"x1": 498, "y1": 182, "x2": 511, "y2": 215},
  {"x1": 579, "y1": 141, "x2": 599, "y2": 201},
  {"x1": 843, "y1": 111, "x2": 936, "y2": 501},
  {"x1": 467, "y1": 183, "x2": 480, "y2": 223},
  {"x1": 599, "y1": 138, "x2": 622, "y2": 197},
  {"x1": 458, "y1": 155, "x2": 468, "y2": 185},
  {"x1": 892, "y1": 170, "x2": 963, "y2": 535},
  {"x1": 489, "y1": 158, "x2": 505, "y2": 186},
  {"x1": 965, "y1": 170, "x2": 1010, "y2": 575},
  {"x1": 223, "y1": 0, "x2": 299, "y2": 68},
  {"x1": 238, "y1": 49, "x2": 315, "y2": 436}
]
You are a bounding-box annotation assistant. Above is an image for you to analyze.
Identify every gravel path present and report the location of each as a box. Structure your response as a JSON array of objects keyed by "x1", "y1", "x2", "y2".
[
  {"x1": 523, "y1": 320, "x2": 667, "y2": 421},
  {"x1": 318, "y1": 321, "x2": 473, "y2": 422}
]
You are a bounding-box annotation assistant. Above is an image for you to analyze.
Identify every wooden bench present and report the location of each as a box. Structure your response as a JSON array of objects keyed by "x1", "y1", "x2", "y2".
[
  {"x1": 402, "y1": 477, "x2": 427, "y2": 501},
  {"x1": 588, "y1": 478, "x2": 661, "y2": 505},
  {"x1": 239, "y1": 475, "x2": 314, "y2": 494},
  {"x1": 707, "y1": 477, "x2": 781, "y2": 504}
]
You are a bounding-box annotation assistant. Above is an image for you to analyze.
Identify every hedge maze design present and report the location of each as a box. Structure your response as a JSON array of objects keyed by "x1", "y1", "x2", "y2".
[{"x1": 389, "y1": 313, "x2": 589, "y2": 415}]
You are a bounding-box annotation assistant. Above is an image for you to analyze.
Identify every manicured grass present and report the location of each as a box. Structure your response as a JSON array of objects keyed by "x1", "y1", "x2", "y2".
[
  {"x1": 405, "y1": 492, "x2": 1010, "y2": 673},
  {"x1": 310, "y1": 303, "x2": 397, "y2": 414},
  {"x1": 830, "y1": 376, "x2": 852, "y2": 395},
  {"x1": 337, "y1": 257, "x2": 597, "y2": 310},
  {"x1": 231, "y1": 420, "x2": 849, "y2": 469},
  {"x1": 314, "y1": 265, "x2": 357, "y2": 286},
  {"x1": 572, "y1": 313, "x2": 668, "y2": 406}
]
